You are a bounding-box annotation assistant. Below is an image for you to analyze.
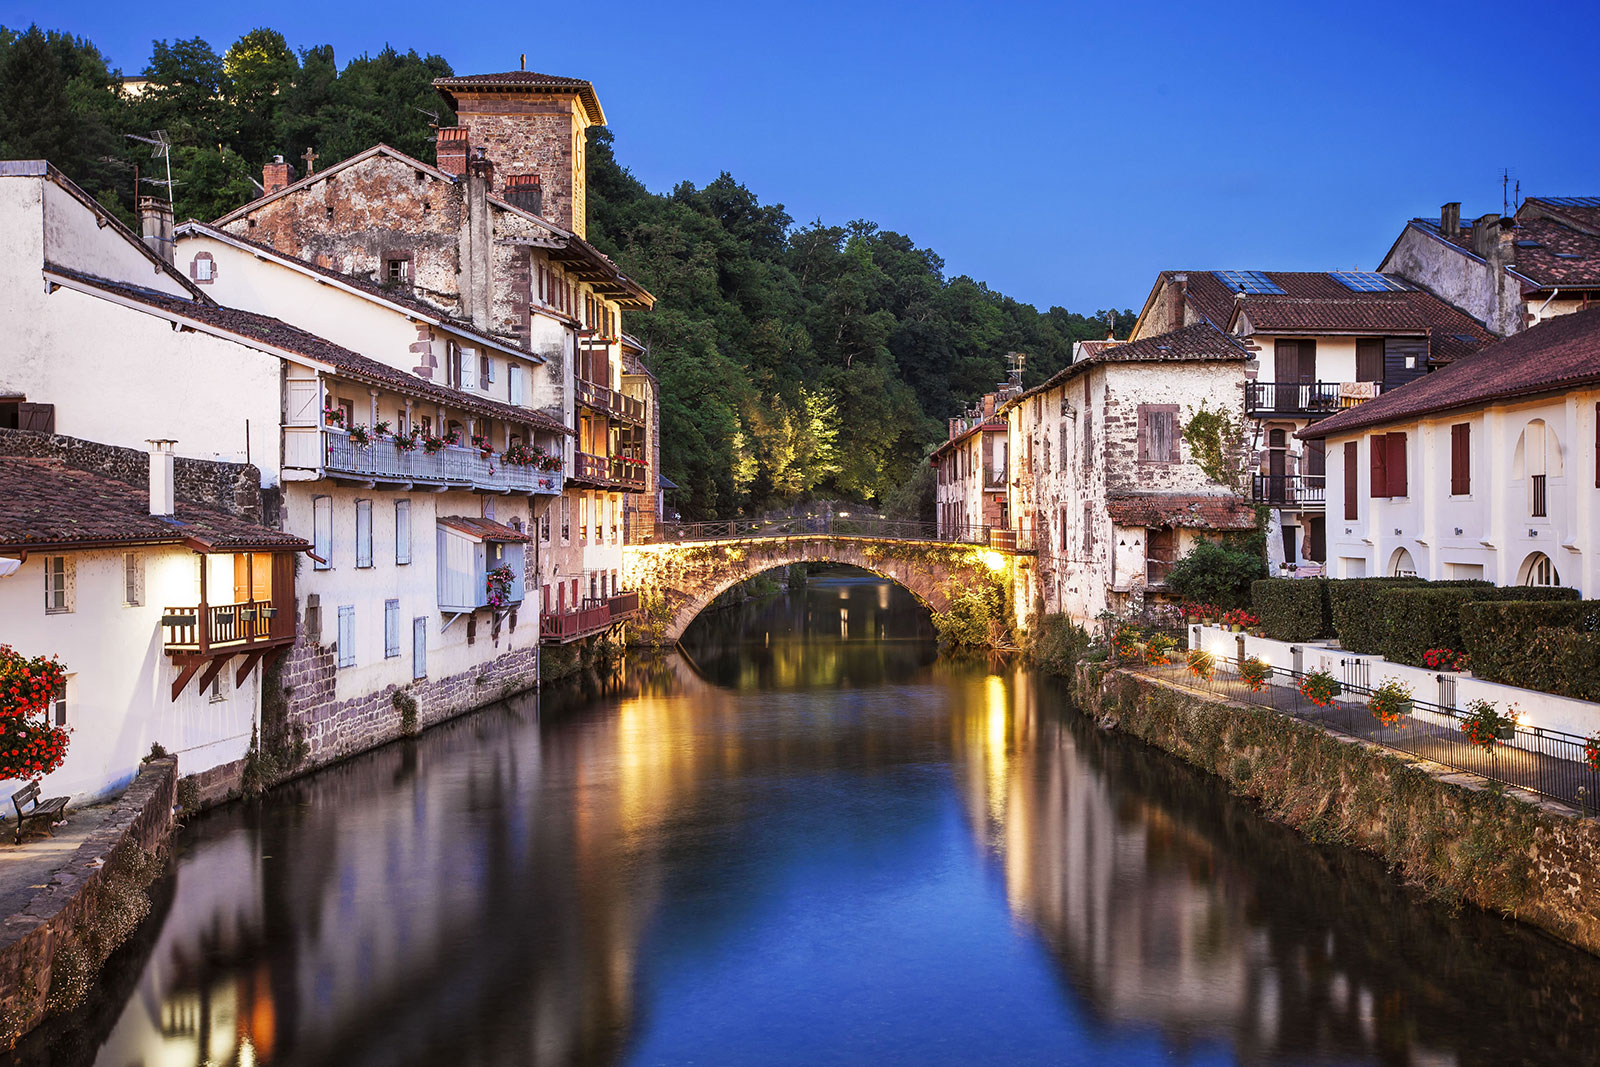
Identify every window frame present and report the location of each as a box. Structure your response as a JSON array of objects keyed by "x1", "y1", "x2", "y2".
[
  {"x1": 1137, "y1": 404, "x2": 1181, "y2": 464},
  {"x1": 43, "y1": 555, "x2": 73, "y2": 614}
]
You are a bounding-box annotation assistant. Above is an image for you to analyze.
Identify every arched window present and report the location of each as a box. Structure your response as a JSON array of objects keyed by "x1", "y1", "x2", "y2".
[
  {"x1": 1518, "y1": 552, "x2": 1560, "y2": 587},
  {"x1": 1389, "y1": 547, "x2": 1417, "y2": 578}
]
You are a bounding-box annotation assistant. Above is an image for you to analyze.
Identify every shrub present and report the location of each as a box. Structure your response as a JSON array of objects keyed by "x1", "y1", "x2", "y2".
[
  {"x1": 1379, "y1": 588, "x2": 1482, "y2": 666},
  {"x1": 1460, "y1": 600, "x2": 1600, "y2": 686},
  {"x1": 1165, "y1": 541, "x2": 1265, "y2": 610},
  {"x1": 1327, "y1": 578, "x2": 1428, "y2": 653},
  {"x1": 1522, "y1": 628, "x2": 1600, "y2": 702},
  {"x1": 1027, "y1": 614, "x2": 1091, "y2": 677},
  {"x1": 1251, "y1": 578, "x2": 1330, "y2": 641}
]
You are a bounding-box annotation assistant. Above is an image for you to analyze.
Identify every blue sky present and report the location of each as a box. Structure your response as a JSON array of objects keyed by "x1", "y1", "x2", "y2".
[{"x1": 8, "y1": 0, "x2": 1597, "y2": 313}]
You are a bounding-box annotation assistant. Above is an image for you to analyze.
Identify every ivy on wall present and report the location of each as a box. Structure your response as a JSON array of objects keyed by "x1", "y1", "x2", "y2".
[{"x1": 1182, "y1": 401, "x2": 1249, "y2": 492}]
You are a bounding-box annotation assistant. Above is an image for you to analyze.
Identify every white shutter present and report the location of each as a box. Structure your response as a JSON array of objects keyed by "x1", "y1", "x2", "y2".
[
  {"x1": 355, "y1": 500, "x2": 373, "y2": 568},
  {"x1": 313, "y1": 496, "x2": 332, "y2": 570},
  {"x1": 337, "y1": 605, "x2": 356, "y2": 668},
  {"x1": 384, "y1": 599, "x2": 400, "y2": 658},
  {"x1": 412, "y1": 617, "x2": 427, "y2": 679},
  {"x1": 460, "y1": 348, "x2": 478, "y2": 391},
  {"x1": 395, "y1": 500, "x2": 411, "y2": 564},
  {"x1": 287, "y1": 379, "x2": 320, "y2": 425},
  {"x1": 508, "y1": 364, "x2": 524, "y2": 407}
]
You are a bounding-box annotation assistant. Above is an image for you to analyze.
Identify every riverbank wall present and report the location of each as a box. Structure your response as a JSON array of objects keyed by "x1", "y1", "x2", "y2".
[
  {"x1": 1074, "y1": 664, "x2": 1600, "y2": 956},
  {"x1": 0, "y1": 757, "x2": 177, "y2": 1046}
]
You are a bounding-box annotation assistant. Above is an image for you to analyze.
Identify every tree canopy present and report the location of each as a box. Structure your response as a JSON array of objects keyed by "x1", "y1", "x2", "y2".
[{"x1": 0, "y1": 24, "x2": 1135, "y2": 519}]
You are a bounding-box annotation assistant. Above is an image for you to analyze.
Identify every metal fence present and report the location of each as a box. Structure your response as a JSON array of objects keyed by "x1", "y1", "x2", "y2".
[
  {"x1": 1133, "y1": 658, "x2": 1600, "y2": 815},
  {"x1": 633, "y1": 516, "x2": 996, "y2": 546}
]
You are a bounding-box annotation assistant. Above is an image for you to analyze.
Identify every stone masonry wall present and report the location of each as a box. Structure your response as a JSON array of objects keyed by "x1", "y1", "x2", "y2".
[{"x1": 456, "y1": 94, "x2": 583, "y2": 235}]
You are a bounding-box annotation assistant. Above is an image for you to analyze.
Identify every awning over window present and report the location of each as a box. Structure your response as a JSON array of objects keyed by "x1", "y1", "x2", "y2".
[{"x1": 436, "y1": 516, "x2": 531, "y2": 543}]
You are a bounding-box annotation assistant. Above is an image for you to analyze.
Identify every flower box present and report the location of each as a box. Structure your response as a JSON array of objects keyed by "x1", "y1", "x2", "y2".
[
  {"x1": 261, "y1": 607, "x2": 278, "y2": 619},
  {"x1": 239, "y1": 608, "x2": 258, "y2": 622}
]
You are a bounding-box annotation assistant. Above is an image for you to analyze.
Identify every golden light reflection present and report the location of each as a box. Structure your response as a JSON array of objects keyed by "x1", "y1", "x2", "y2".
[{"x1": 985, "y1": 674, "x2": 1009, "y2": 827}]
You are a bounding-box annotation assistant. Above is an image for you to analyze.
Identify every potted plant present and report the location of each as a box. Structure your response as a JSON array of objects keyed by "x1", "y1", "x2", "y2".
[
  {"x1": 1585, "y1": 732, "x2": 1600, "y2": 773},
  {"x1": 348, "y1": 424, "x2": 372, "y2": 448},
  {"x1": 485, "y1": 564, "x2": 516, "y2": 609},
  {"x1": 1186, "y1": 647, "x2": 1215, "y2": 681},
  {"x1": 442, "y1": 430, "x2": 462, "y2": 447},
  {"x1": 261, "y1": 606, "x2": 278, "y2": 619},
  {"x1": 1110, "y1": 624, "x2": 1141, "y2": 661},
  {"x1": 395, "y1": 431, "x2": 418, "y2": 453},
  {"x1": 1239, "y1": 656, "x2": 1272, "y2": 692},
  {"x1": 1460, "y1": 698, "x2": 1517, "y2": 749},
  {"x1": 373, "y1": 419, "x2": 392, "y2": 438},
  {"x1": 470, "y1": 433, "x2": 494, "y2": 459},
  {"x1": 1298, "y1": 667, "x2": 1341, "y2": 707},
  {"x1": 422, "y1": 435, "x2": 446, "y2": 455},
  {"x1": 1367, "y1": 677, "x2": 1413, "y2": 727},
  {"x1": 1145, "y1": 633, "x2": 1178, "y2": 666},
  {"x1": 323, "y1": 405, "x2": 346, "y2": 428},
  {"x1": 239, "y1": 606, "x2": 258, "y2": 622}
]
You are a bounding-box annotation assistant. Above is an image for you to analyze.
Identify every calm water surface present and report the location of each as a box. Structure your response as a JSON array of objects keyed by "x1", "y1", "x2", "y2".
[{"x1": 24, "y1": 569, "x2": 1600, "y2": 1066}]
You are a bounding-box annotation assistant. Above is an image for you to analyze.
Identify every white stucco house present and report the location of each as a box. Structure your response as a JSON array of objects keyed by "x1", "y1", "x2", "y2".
[
  {"x1": 1302, "y1": 306, "x2": 1600, "y2": 594},
  {"x1": 932, "y1": 393, "x2": 1009, "y2": 544}
]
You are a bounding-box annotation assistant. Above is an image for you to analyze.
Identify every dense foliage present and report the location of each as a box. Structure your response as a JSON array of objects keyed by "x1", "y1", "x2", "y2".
[
  {"x1": 1461, "y1": 600, "x2": 1600, "y2": 700},
  {"x1": 1, "y1": 24, "x2": 1133, "y2": 520},
  {"x1": 1164, "y1": 540, "x2": 1264, "y2": 610},
  {"x1": 1250, "y1": 578, "x2": 1331, "y2": 642}
]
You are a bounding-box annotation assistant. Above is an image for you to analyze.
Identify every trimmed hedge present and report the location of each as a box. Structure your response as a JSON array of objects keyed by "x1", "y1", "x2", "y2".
[
  {"x1": 1327, "y1": 578, "x2": 1429, "y2": 653},
  {"x1": 1460, "y1": 599, "x2": 1600, "y2": 687},
  {"x1": 1251, "y1": 578, "x2": 1330, "y2": 641},
  {"x1": 1377, "y1": 585, "x2": 1580, "y2": 666},
  {"x1": 1525, "y1": 628, "x2": 1600, "y2": 702}
]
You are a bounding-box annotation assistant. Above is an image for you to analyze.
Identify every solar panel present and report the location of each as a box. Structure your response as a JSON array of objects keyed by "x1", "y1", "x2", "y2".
[
  {"x1": 1328, "y1": 271, "x2": 1409, "y2": 292},
  {"x1": 1211, "y1": 270, "x2": 1285, "y2": 295}
]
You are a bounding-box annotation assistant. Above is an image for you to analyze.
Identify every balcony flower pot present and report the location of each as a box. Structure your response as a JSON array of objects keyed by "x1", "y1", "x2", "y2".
[
  {"x1": 261, "y1": 607, "x2": 278, "y2": 619},
  {"x1": 239, "y1": 608, "x2": 258, "y2": 622},
  {"x1": 161, "y1": 613, "x2": 197, "y2": 627}
]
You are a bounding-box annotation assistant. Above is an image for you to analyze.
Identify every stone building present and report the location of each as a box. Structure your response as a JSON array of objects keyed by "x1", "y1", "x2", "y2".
[
  {"x1": 999, "y1": 323, "x2": 1257, "y2": 624},
  {"x1": 932, "y1": 392, "x2": 1009, "y2": 543},
  {"x1": 1302, "y1": 305, "x2": 1600, "y2": 595},
  {"x1": 1379, "y1": 197, "x2": 1600, "y2": 337},
  {"x1": 1128, "y1": 270, "x2": 1492, "y2": 575}
]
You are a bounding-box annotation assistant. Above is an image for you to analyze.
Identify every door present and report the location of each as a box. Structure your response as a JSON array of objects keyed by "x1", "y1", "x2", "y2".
[
  {"x1": 1356, "y1": 339, "x2": 1384, "y2": 384},
  {"x1": 1146, "y1": 527, "x2": 1176, "y2": 586},
  {"x1": 1273, "y1": 341, "x2": 1301, "y2": 411}
]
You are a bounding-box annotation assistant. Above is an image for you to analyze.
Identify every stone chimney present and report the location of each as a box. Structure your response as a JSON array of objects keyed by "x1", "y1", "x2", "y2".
[
  {"x1": 263, "y1": 155, "x2": 293, "y2": 196},
  {"x1": 147, "y1": 439, "x2": 176, "y2": 516},
  {"x1": 463, "y1": 149, "x2": 496, "y2": 330},
  {"x1": 138, "y1": 197, "x2": 175, "y2": 265},
  {"x1": 1168, "y1": 272, "x2": 1189, "y2": 331},
  {"x1": 436, "y1": 127, "x2": 469, "y2": 177},
  {"x1": 1440, "y1": 202, "x2": 1461, "y2": 238},
  {"x1": 505, "y1": 173, "x2": 543, "y2": 216},
  {"x1": 982, "y1": 393, "x2": 996, "y2": 421},
  {"x1": 1471, "y1": 213, "x2": 1502, "y2": 259}
]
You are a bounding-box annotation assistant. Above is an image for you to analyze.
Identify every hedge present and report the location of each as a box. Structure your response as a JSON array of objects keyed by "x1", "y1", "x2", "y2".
[
  {"x1": 1251, "y1": 578, "x2": 1330, "y2": 641},
  {"x1": 1460, "y1": 599, "x2": 1600, "y2": 686},
  {"x1": 1378, "y1": 585, "x2": 1580, "y2": 667},
  {"x1": 1327, "y1": 578, "x2": 1429, "y2": 653},
  {"x1": 1525, "y1": 628, "x2": 1600, "y2": 702}
]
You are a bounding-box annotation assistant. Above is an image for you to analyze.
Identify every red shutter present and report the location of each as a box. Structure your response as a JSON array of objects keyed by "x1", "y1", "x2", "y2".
[
  {"x1": 1386, "y1": 432, "x2": 1408, "y2": 497},
  {"x1": 1451, "y1": 424, "x2": 1471, "y2": 495},
  {"x1": 1369, "y1": 434, "x2": 1387, "y2": 497},
  {"x1": 1344, "y1": 442, "x2": 1358, "y2": 519}
]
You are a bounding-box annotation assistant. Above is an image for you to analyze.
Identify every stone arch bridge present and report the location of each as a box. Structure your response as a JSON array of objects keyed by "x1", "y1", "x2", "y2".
[{"x1": 621, "y1": 523, "x2": 1014, "y2": 645}]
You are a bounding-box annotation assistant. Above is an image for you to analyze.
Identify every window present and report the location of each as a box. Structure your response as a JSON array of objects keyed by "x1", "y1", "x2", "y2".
[
  {"x1": 1532, "y1": 474, "x2": 1548, "y2": 517},
  {"x1": 395, "y1": 500, "x2": 412, "y2": 564},
  {"x1": 480, "y1": 353, "x2": 494, "y2": 389},
  {"x1": 355, "y1": 499, "x2": 373, "y2": 568},
  {"x1": 43, "y1": 555, "x2": 72, "y2": 614},
  {"x1": 190, "y1": 252, "x2": 216, "y2": 284},
  {"x1": 539, "y1": 506, "x2": 550, "y2": 542},
  {"x1": 385, "y1": 599, "x2": 401, "y2": 658},
  {"x1": 1368, "y1": 432, "x2": 1407, "y2": 497},
  {"x1": 1138, "y1": 405, "x2": 1180, "y2": 463},
  {"x1": 579, "y1": 495, "x2": 588, "y2": 542},
  {"x1": 1059, "y1": 423, "x2": 1068, "y2": 470},
  {"x1": 209, "y1": 668, "x2": 230, "y2": 703},
  {"x1": 561, "y1": 495, "x2": 570, "y2": 543},
  {"x1": 1450, "y1": 423, "x2": 1471, "y2": 496},
  {"x1": 1520, "y1": 552, "x2": 1560, "y2": 587},
  {"x1": 384, "y1": 255, "x2": 410, "y2": 285},
  {"x1": 52, "y1": 680, "x2": 67, "y2": 727},
  {"x1": 460, "y1": 347, "x2": 478, "y2": 391},
  {"x1": 123, "y1": 551, "x2": 143, "y2": 607},
  {"x1": 509, "y1": 364, "x2": 525, "y2": 407},
  {"x1": 313, "y1": 496, "x2": 332, "y2": 569},
  {"x1": 337, "y1": 606, "x2": 356, "y2": 668},
  {"x1": 1343, "y1": 442, "x2": 1358, "y2": 520},
  {"x1": 1356, "y1": 339, "x2": 1384, "y2": 384},
  {"x1": 413, "y1": 617, "x2": 427, "y2": 679}
]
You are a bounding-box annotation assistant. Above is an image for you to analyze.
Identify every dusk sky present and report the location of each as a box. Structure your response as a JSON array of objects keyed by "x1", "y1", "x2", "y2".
[{"x1": 8, "y1": 0, "x2": 1597, "y2": 313}]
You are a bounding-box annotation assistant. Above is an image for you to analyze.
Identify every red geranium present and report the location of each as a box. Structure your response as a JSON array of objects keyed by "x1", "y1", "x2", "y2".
[{"x1": 0, "y1": 646, "x2": 71, "y2": 780}]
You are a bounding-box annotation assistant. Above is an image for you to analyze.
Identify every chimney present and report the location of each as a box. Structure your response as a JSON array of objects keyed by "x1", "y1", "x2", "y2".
[
  {"x1": 463, "y1": 148, "x2": 495, "y2": 330},
  {"x1": 138, "y1": 197, "x2": 175, "y2": 265},
  {"x1": 1168, "y1": 272, "x2": 1188, "y2": 331},
  {"x1": 436, "y1": 127, "x2": 469, "y2": 177},
  {"x1": 147, "y1": 440, "x2": 176, "y2": 516},
  {"x1": 1471, "y1": 213, "x2": 1502, "y2": 259},
  {"x1": 505, "y1": 173, "x2": 543, "y2": 216},
  {"x1": 982, "y1": 393, "x2": 996, "y2": 420},
  {"x1": 1440, "y1": 202, "x2": 1461, "y2": 238},
  {"x1": 263, "y1": 155, "x2": 293, "y2": 196}
]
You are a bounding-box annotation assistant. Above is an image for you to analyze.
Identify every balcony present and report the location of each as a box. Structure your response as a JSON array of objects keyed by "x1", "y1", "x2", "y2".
[
  {"x1": 982, "y1": 469, "x2": 1007, "y2": 491},
  {"x1": 612, "y1": 390, "x2": 647, "y2": 425},
  {"x1": 1245, "y1": 381, "x2": 1382, "y2": 419},
  {"x1": 541, "y1": 591, "x2": 637, "y2": 643},
  {"x1": 162, "y1": 598, "x2": 296, "y2": 654},
  {"x1": 612, "y1": 457, "x2": 649, "y2": 490},
  {"x1": 608, "y1": 590, "x2": 640, "y2": 619},
  {"x1": 286, "y1": 430, "x2": 563, "y2": 495},
  {"x1": 1252, "y1": 473, "x2": 1326, "y2": 511},
  {"x1": 575, "y1": 377, "x2": 611, "y2": 414}
]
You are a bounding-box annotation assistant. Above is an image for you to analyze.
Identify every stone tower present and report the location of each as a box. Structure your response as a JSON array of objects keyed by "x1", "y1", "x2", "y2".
[{"x1": 432, "y1": 70, "x2": 605, "y2": 240}]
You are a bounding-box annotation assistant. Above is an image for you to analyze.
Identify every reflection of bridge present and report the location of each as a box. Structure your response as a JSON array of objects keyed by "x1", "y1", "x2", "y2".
[{"x1": 623, "y1": 519, "x2": 1018, "y2": 645}]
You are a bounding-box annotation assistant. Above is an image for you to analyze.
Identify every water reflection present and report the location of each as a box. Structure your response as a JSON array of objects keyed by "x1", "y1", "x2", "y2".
[{"x1": 23, "y1": 574, "x2": 1600, "y2": 1066}]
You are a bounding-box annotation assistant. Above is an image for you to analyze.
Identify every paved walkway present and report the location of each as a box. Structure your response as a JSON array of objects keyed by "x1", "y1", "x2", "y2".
[
  {"x1": 1136, "y1": 663, "x2": 1600, "y2": 815},
  {"x1": 0, "y1": 800, "x2": 121, "y2": 922}
]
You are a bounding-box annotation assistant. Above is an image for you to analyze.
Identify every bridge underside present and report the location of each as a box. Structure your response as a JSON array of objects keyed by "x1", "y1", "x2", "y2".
[{"x1": 622, "y1": 535, "x2": 1014, "y2": 645}]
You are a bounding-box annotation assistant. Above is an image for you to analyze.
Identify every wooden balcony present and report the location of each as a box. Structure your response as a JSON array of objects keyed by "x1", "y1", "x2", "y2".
[
  {"x1": 612, "y1": 391, "x2": 647, "y2": 425},
  {"x1": 608, "y1": 590, "x2": 640, "y2": 620},
  {"x1": 575, "y1": 377, "x2": 611, "y2": 414},
  {"x1": 286, "y1": 430, "x2": 564, "y2": 495},
  {"x1": 541, "y1": 592, "x2": 639, "y2": 643},
  {"x1": 611, "y1": 458, "x2": 648, "y2": 491},
  {"x1": 162, "y1": 599, "x2": 295, "y2": 653}
]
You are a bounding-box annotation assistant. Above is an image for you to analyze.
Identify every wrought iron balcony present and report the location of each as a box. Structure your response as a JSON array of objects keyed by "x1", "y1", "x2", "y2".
[
  {"x1": 286, "y1": 430, "x2": 564, "y2": 495},
  {"x1": 1252, "y1": 473, "x2": 1326, "y2": 510},
  {"x1": 1246, "y1": 381, "x2": 1382, "y2": 418}
]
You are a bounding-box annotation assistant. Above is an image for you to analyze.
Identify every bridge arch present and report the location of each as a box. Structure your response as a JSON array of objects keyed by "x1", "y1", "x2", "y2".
[{"x1": 622, "y1": 535, "x2": 1010, "y2": 645}]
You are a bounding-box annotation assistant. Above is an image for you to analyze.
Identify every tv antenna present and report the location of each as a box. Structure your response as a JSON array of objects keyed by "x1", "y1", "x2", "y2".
[
  {"x1": 125, "y1": 130, "x2": 179, "y2": 198},
  {"x1": 413, "y1": 106, "x2": 441, "y2": 128}
]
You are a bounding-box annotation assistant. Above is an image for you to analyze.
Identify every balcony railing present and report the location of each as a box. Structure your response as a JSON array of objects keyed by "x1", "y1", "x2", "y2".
[
  {"x1": 1246, "y1": 381, "x2": 1382, "y2": 418},
  {"x1": 608, "y1": 590, "x2": 640, "y2": 619},
  {"x1": 541, "y1": 591, "x2": 638, "y2": 643},
  {"x1": 293, "y1": 431, "x2": 564, "y2": 495},
  {"x1": 574, "y1": 450, "x2": 610, "y2": 484},
  {"x1": 575, "y1": 377, "x2": 611, "y2": 414},
  {"x1": 1252, "y1": 473, "x2": 1326, "y2": 510},
  {"x1": 612, "y1": 458, "x2": 648, "y2": 490},
  {"x1": 612, "y1": 391, "x2": 647, "y2": 424},
  {"x1": 162, "y1": 599, "x2": 294, "y2": 654},
  {"x1": 982, "y1": 470, "x2": 1007, "y2": 491}
]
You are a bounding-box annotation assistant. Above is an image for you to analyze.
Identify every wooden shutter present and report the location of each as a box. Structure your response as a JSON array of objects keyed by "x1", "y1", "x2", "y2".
[
  {"x1": 18, "y1": 403, "x2": 55, "y2": 432},
  {"x1": 1297, "y1": 340, "x2": 1317, "y2": 382},
  {"x1": 1386, "y1": 432, "x2": 1408, "y2": 497},
  {"x1": 1369, "y1": 434, "x2": 1387, "y2": 498},
  {"x1": 1356, "y1": 340, "x2": 1384, "y2": 384},
  {"x1": 1450, "y1": 424, "x2": 1471, "y2": 495},
  {"x1": 1344, "y1": 442, "x2": 1358, "y2": 519}
]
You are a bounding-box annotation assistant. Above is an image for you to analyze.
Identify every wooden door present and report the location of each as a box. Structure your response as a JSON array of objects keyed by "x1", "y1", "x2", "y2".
[
  {"x1": 1273, "y1": 341, "x2": 1301, "y2": 411},
  {"x1": 1146, "y1": 527, "x2": 1176, "y2": 585},
  {"x1": 1356, "y1": 340, "x2": 1384, "y2": 383}
]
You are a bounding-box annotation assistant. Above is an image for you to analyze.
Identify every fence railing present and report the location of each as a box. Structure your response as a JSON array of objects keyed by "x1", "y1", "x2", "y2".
[
  {"x1": 630, "y1": 517, "x2": 1000, "y2": 546},
  {"x1": 1245, "y1": 381, "x2": 1382, "y2": 417},
  {"x1": 1134, "y1": 658, "x2": 1600, "y2": 814},
  {"x1": 162, "y1": 598, "x2": 293, "y2": 653},
  {"x1": 312, "y1": 431, "x2": 563, "y2": 495},
  {"x1": 1252, "y1": 473, "x2": 1326, "y2": 509}
]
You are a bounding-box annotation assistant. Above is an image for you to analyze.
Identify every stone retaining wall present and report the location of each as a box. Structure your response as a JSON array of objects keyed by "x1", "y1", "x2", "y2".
[
  {"x1": 0, "y1": 758, "x2": 177, "y2": 1045},
  {"x1": 1076, "y1": 665, "x2": 1600, "y2": 956}
]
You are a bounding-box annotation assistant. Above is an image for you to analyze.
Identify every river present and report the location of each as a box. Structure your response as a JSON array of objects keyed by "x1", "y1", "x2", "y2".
[{"x1": 20, "y1": 568, "x2": 1600, "y2": 1066}]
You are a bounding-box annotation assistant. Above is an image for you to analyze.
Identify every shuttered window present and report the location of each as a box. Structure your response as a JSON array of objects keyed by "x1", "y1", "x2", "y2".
[
  {"x1": 1369, "y1": 434, "x2": 1387, "y2": 499},
  {"x1": 1450, "y1": 424, "x2": 1471, "y2": 495},
  {"x1": 355, "y1": 500, "x2": 373, "y2": 568},
  {"x1": 1138, "y1": 405, "x2": 1180, "y2": 463},
  {"x1": 313, "y1": 496, "x2": 332, "y2": 570},
  {"x1": 1344, "y1": 442, "x2": 1359, "y2": 519},
  {"x1": 337, "y1": 605, "x2": 356, "y2": 668},
  {"x1": 1386, "y1": 432, "x2": 1408, "y2": 497},
  {"x1": 413, "y1": 617, "x2": 427, "y2": 679},
  {"x1": 395, "y1": 500, "x2": 411, "y2": 565},
  {"x1": 123, "y1": 551, "x2": 144, "y2": 607},
  {"x1": 44, "y1": 555, "x2": 73, "y2": 614},
  {"x1": 1355, "y1": 339, "x2": 1384, "y2": 383},
  {"x1": 384, "y1": 599, "x2": 401, "y2": 658}
]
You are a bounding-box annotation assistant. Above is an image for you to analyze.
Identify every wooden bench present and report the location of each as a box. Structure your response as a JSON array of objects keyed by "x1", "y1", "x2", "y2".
[{"x1": 11, "y1": 781, "x2": 67, "y2": 845}]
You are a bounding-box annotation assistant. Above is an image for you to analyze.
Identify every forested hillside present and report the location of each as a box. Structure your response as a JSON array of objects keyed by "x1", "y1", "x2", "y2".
[{"x1": 0, "y1": 24, "x2": 1133, "y2": 519}]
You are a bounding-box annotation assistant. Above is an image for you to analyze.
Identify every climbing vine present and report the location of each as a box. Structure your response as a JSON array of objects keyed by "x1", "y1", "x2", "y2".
[{"x1": 1183, "y1": 401, "x2": 1249, "y2": 492}]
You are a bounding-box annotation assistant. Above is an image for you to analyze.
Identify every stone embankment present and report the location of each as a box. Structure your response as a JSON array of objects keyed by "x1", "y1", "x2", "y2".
[
  {"x1": 0, "y1": 757, "x2": 177, "y2": 1046},
  {"x1": 1074, "y1": 664, "x2": 1600, "y2": 956}
]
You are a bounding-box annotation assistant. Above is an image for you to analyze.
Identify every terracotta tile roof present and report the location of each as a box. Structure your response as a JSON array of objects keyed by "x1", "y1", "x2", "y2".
[
  {"x1": 0, "y1": 457, "x2": 308, "y2": 553},
  {"x1": 1105, "y1": 494, "x2": 1258, "y2": 531},
  {"x1": 1075, "y1": 339, "x2": 1124, "y2": 359},
  {"x1": 1007, "y1": 323, "x2": 1248, "y2": 411},
  {"x1": 930, "y1": 420, "x2": 1005, "y2": 460},
  {"x1": 1525, "y1": 197, "x2": 1600, "y2": 235},
  {"x1": 1235, "y1": 296, "x2": 1428, "y2": 333},
  {"x1": 1408, "y1": 215, "x2": 1600, "y2": 289},
  {"x1": 1300, "y1": 305, "x2": 1600, "y2": 440},
  {"x1": 45, "y1": 266, "x2": 574, "y2": 437},
  {"x1": 436, "y1": 516, "x2": 530, "y2": 543}
]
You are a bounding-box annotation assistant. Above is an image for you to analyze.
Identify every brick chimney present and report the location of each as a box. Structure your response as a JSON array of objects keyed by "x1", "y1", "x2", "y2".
[
  {"x1": 505, "y1": 173, "x2": 543, "y2": 216},
  {"x1": 982, "y1": 393, "x2": 996, "y2": 421},
  {"x1": 263, "y1": 155, "x2": 293, "y2": 196},
  {"x1": 1440, "y1": 202, "x2": 1461, "y2": 238},
  {"x1": 1167, "y1": 272, "x2": 1189, "y2": 332},
  {"x1": 436, "y1": 127, "x2": 469, "y2": 177},
  {"x1": 138, "y1": 196, "x2": 174, "y2": 265},
  {"x1": 147, "y1": 439, "x2": 176, "y2": 516}
]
